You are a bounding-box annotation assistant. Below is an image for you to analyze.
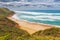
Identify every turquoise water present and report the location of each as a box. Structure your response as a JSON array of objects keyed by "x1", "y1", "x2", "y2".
[
  {"x1": 23, "y1": 10, "x2": 60, "y2": 13},
  {"x1": 15, "y1": 10, "x2": 60, "y2": 26}
]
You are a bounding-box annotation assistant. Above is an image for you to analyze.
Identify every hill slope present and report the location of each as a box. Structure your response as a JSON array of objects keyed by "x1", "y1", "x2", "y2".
[
  {"x1": 0, "y1": 8, "x2": 30, "y2": 40},
  {"x1": 0, "y1": 8, "x2": 60, "y2": 40}
]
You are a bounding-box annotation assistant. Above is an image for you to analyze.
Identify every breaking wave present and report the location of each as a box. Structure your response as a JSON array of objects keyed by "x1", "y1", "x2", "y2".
[{"x1": 12, "y1": 11, "x2": 60, "y2": 26}]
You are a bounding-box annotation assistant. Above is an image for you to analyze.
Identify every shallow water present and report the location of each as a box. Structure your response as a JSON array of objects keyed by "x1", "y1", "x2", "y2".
[{"x1": 14, "y1": 10, "x2": 60, "y2": 26}]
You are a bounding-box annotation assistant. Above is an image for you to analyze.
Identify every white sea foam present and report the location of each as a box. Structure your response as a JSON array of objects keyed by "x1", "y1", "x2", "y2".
[
  {"x1": 35, "y1": 16, "x2": 60, "y2": 20},
  {"x1": 15, "y1": 11, "x2": 60, "y2": 16},
  {"x1": 12, "y1": 14, "x2": 20, "y2": 20},
  {"x1": 13, "y1": 11, "x2": 60, "y2": 22},
  {"x1": 15, "y1": 11, "x2": 54, "y2": 16},
  {"x1": 11, "y1": 11, "x2": 60, "y2": 27},
  {"x1": 12, "y1": 14, "x2": 60, "y2": 27},
  {"x1": 18, "y1": 15, "x2": 60, "y2": 21}
]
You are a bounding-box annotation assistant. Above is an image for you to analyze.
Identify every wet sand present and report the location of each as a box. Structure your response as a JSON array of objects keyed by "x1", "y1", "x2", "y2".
[{"x1": 7, "y1": 17, "x2": 60, "y2": 34}]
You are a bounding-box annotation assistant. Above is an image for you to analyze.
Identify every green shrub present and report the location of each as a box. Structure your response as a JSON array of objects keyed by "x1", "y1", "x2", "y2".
[
  {"x1": 29, "y1": 36, "x2": 60, "y2": 40},
  {"x1": 33, "y1": 28, "x2": 60, "y2": 37},
  {"x1": 0, "y1": 8, "x2": 30, "y2": 40}
]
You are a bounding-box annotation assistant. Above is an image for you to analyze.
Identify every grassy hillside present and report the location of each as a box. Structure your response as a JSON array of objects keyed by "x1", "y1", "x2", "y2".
[
  {"x1": 0, "y1": 8, "x2": 60, "y2": 40},
  {"x1": 0, "y1": 8, "x2": 30, "y2": 40},
  {"x1": 33, "y1": 28, "x2": 60, "y2": 37}
]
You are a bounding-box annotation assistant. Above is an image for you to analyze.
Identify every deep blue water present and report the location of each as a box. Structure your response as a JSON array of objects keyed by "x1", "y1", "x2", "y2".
[{"x1": 15, "y1": 10, "x2": 60, "y2": 26}]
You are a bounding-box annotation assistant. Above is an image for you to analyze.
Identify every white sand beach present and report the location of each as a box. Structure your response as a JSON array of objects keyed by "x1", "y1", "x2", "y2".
[{"x1": 7, "y1": 16, "x2": 60, "y2": 34}]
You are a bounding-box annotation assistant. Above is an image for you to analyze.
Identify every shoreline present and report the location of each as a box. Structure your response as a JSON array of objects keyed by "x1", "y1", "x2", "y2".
[
  {"x1": 13, "y1": 11, "x2": 60, "y2": 27},
  {"x1": 7, "y1": 13, "x2": 60, "y2": 34},
  {"x1": 12, "y1": 14, "x2": 60, "y2": 28},
  {"x1": 7, "y1": 16, "x2": 60, "y2": 34},
  {"x1": 18, "y1": 19, "x2": 60, "y2": 28}
]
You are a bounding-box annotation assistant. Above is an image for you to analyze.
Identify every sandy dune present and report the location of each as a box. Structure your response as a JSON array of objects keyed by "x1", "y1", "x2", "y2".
[{"x1": 7, "y1": 17, "x2": 60, "y2": 34}]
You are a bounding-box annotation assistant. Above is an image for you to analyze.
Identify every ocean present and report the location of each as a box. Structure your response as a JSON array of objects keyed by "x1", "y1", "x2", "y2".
[{"x1": 13, "y1": 10, "x2": 60, "y2": 26}]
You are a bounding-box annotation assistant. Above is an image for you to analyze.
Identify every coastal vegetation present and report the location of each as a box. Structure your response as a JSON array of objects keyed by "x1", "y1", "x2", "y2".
[{"x1": 0, "y1": 8, "x2": 60, "y2": 40}]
